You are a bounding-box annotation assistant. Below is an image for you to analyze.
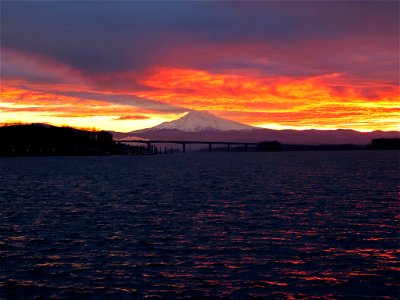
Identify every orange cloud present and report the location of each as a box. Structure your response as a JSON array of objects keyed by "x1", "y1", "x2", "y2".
[
  {"x1": 0, "y1": 84, "x2": 181, "y2": 131},
  {"x1": 135, "y1": 67, "x2": 399, "y2": 131},
  {"x1": 1, "y1": 65, "x2": 398, "y2": 132}
]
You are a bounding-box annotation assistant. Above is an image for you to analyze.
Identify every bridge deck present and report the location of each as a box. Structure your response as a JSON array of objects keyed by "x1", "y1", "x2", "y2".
[
  {"x1": 117, "y1": 140, "x2": 258, "y2": 145},
  {"x1": 117, "y1": 140, "x2": 258, "y2": 153}
]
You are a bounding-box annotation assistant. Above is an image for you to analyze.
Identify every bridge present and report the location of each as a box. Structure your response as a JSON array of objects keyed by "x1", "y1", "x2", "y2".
[{"x1": 116, "y1": 140, "x2": 258, "y2": 153}]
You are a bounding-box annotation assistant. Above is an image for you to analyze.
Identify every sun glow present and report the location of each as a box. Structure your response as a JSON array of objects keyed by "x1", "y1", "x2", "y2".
[{"x1": 0, "y1": 85, "x2": 180, "y2": 132}]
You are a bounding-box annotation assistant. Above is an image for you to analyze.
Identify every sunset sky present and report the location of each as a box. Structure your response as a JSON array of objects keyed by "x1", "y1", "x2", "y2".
[{"x1": 1, "y1": 1, "x2": 399, "y2": 132}]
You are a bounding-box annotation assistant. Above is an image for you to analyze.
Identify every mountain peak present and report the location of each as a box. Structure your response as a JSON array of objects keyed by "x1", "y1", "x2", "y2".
[{"x1": 149, "y1": 110, "x2": 255, "y2": 132}]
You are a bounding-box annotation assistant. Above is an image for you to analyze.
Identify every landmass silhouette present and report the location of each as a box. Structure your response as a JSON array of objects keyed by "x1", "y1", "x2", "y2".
[{"x1": 0, "y1": 124, "x2": 399, "y2": 157}]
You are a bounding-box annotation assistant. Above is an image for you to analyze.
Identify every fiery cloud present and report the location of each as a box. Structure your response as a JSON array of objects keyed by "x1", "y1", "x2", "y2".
[{"x1": 136, "y1": 68, "x2": 399, "y2": 131}]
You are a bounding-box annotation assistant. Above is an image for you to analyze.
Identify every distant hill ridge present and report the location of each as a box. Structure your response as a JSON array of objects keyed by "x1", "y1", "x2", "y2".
[{"x1": 112, "y1": 110, "x2": 399, "y2": 145}]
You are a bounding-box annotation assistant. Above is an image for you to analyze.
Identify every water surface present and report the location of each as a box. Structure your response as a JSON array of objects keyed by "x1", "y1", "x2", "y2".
[{"x1": 1, "y1": 151, "x2": 399, "y2": 299}]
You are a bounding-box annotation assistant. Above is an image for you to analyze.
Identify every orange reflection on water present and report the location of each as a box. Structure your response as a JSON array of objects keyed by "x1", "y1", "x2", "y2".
[
  {"x1": 261, "y1": 280, "x2": 289, "y2": 287},
  {"x1": 343, "y1": 248, "x2": 398, "y2": 260},
  {"x1": 303, "y1": 276, "x2": 340, "y2": 283},
  {"x1": 34, "y1": 262, "x2": 64, "y2": 267},
  {"x1": 285, "y1": 270, "x2": 309, "y2": 276},
  {"x1": 282, "y1": 259, "x2": 305, "y2": 265},
  {"x1": 113, "y1": 287, "x2": 138, "y2": 293}
]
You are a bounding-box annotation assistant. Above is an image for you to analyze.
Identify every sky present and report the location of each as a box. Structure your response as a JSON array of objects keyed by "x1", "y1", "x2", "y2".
[{"x1": 1, "y1": 0, "x2": 399, "y2": 132}]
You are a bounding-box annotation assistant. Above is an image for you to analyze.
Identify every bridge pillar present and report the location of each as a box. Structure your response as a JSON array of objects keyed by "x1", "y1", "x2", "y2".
[
  {"x1": 227, "y1": 143, "x2": 230, "y2": 152},
  {"x1": 182, "y1": 143, "x2": 186, "y2": 153},
  {"x1": 209, "y1": 143, "x2": 212, "y2": 152}
]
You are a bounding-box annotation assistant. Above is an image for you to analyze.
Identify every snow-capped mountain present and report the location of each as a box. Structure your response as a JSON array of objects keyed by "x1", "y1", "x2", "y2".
[{"x1": 150, "y1": 111, "x2": 255, "y2": 132}]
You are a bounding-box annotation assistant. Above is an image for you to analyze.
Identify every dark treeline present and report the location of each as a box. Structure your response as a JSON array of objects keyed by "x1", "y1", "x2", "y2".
[
  {"x1": 371, "y1": 138, "x2": 400, "y2": 150},
  {"x1": 257, "y1": 141, "x2": 282, "y2": 151},
  {"x1": 257, "y1": 139, "x2": 400, "y2": 152},
  {"x1": 281, "y1": 144, "x2": 368, "y2": 151},
  {"x1": 0, "y1": 124, "x2": 152, "y2": 156},
  {"x1": 256, "y1": 141, "x2": 368, "y2": 152}
]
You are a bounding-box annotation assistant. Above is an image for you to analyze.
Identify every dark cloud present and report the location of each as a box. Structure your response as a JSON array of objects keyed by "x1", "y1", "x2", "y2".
[
  {"x1": 1, "y1": 48, "x2": 82, "y2": 84},
  {"x1": 113, "y1": 115, "x2": 150, "y2": 121},
  {"x1": 2, "y1": 0, "x2": 398, "y2": 81},
  {"x1": 54, "y1": 91, "x2": 186, "y2": 114}
]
